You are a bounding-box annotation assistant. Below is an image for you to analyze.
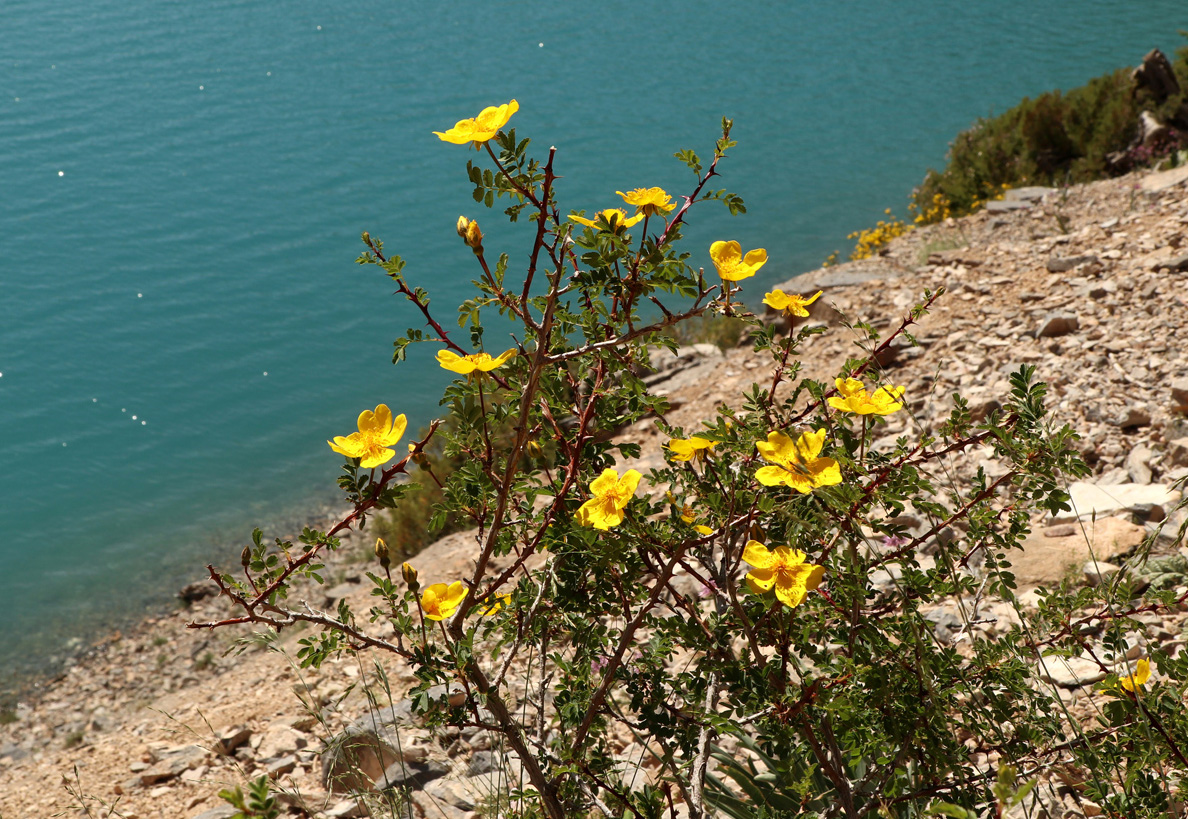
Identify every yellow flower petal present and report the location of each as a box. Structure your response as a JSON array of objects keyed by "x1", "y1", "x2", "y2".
[
  {"x1": 570, "y1": 208, "x2": 645, "y2": 230},
  {"x1": 588, "y1": 468, "x2": 621, "y2": 496},
  {"x1": 615, "y1": 187, "x2": 675, "y2": 217},
  {"x1": 763, "y1": 289, "x2": 822, "y2": 317},
  {"x1": 773, "y1": 577, "x2": 810, "y2": 608},
  {"x1": 742, "y1": 540, "x2": 777, "y2": 569},
  {"x1": 386, "y1": 414, "x2": 408, "y2": 447},
  {"x1": 482, "y1": 593, "x2": 511, "y2": 615},
  {"x1": 481, "y1": 349, "x2": 517, "y2": 371},
  {"x1": 667, "y1": 436, "x2": 714, "y2": 462},
  {"x1": 437, "y1": 348, "x2": 515, "y2": 374},
  {"x1": 746, "y1": 569, "x2": 776, "y2": 594},
  {"x1": 710, "y1": 240, "x2": 767, "y2": 282},
  {"x1": 436, "y1": 349, "x2": 475, "y2": 374},
  {"x1": 828, "y1": 377, "x2": 905, "y2": 415},
  {"x1": 1120, "y1": 657, "x2": 1151, "y2": 692},
  {"x1": 754, "y1": 429, "x2": 840, "y2": 494},
  {"x1": 576, "y1": 468, "x2": 641, "y2": 530},
  {"x1": 421, "y1": 581, "x2": 468, "y2": 620},
  {"x1": 328, "y1": 434, "x2": 362, "y2": 458},
  {"x1": 433, "y1": 100, "x2": 519, "y2": 146},
  {"x1": 743, "y1": 545, "x2": 825, "y2": 610},
  {"x1": 328, "y1": 404, "x2": 405, "y2": 468}
]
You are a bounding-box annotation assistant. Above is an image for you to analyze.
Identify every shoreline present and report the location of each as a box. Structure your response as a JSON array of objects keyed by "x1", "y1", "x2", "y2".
[{"x1": 0, "y1": 498, "x2": 353, "y2": 708}]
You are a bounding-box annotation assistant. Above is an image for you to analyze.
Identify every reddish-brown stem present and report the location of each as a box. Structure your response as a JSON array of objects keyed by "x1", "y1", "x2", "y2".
[
  {"x1": 521, "y1": 148, "x2": 557, "y2": 308},
  {"x1": 484, "y1": 141, "x2": 541, "y2": 207}
]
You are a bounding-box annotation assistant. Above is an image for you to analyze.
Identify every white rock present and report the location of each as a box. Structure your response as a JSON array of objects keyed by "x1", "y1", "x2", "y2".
[
  {"x1": 1058, "y1": 482, "x2": 1180, "y2": 521},
  {"x1": 1036, "y1": 655, "x2": 1107, "y2": 688}
]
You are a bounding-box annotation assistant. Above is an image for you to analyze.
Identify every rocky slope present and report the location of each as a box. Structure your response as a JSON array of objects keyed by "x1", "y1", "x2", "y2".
[{"x1": 3, "y1": 165, "x2": 1188, "y2": 819}]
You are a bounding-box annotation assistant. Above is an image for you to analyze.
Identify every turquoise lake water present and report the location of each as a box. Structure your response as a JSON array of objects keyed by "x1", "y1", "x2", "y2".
[{"x1": 3, "y1": 0, "x2": 1187, "y2": 686}]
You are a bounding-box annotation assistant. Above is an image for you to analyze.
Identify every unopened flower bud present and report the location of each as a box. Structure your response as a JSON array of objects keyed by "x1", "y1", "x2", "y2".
[
  {"x1": 464, "y1": 220, "x2": 484, "y2": 252},
  {"x1": 456, "y1": 216, "x2": 470, "y2": 238},
  {"x1": 241, "y1": 545, "x2": 252, "y2": 569},
  {"x1": 401, "y1": 562, "x2": 419, "y2": 589},
  {"x1": 374, "y1": 537, "x2": 391, "y2": 570},
  {"x1": 525, "y1": 440, "x2": 543, "y2": 459}
]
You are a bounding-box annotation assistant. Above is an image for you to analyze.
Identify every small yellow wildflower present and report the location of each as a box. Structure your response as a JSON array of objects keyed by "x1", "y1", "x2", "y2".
[
  {"x1": 420, "y1": 581, "x2": 467, "y2": 620},
  {"x1": 1120, "y1": 658, "x2": 1151, "y2": 693},
  {"x1": 575, "y1": 468, "x2": 642, "y2": 530},
  {"x1": 693, "y1": 525, "x2": 714, "y2": 536},
  {"x1": 436, "y1": 348, "x2": 516, "y2": 375},
  {"x1": 616, "y1": 187, "x2": 675, "y2": 217},
  {"x1": 680, "y1": 506, "x2": 697, "y2": 524},
  {"x1": 327, "y1": 404, "x2": 407, "y2": 468},
  {"x1": 754, "y1": 428, "x2": 842, "y2": 493},
  {"x1": 827, "y1": 377, "x2": 905, "y2": 416},
  {"x1": 763, "y1": 289, "x2": 823, "y2": 317},
  {"x1": 482, "y1": 593, "x2": 511, "y2": 615},
  {"x1": 742, "y1": 541, "x2": 825, "y2": 609},
  {"x1": 570, "y1": 208, "x2": 644, "y2": 230},
  {"x1": 709, "y1": 240, "x2": 767, "y2": 282},
  {"x1": 667, "y1": 436, "x2": 714, "y2": 462},
  {"x1": 433, "y1": 100, "x2": 519, "y2": 148}
]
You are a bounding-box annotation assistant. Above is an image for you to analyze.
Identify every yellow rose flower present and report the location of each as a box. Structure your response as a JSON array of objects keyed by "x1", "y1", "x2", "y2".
[
  {"x1": 433, "y1": 100, "x2": 519, "y2": 148},
  {"x1": 763, "y1": 288, "x2": 823, "y2": 317},
  {"x1": 436, "y1": 348, "x2": 517, "y2": 375},
  {"x1": 709, "y1": 240, "x2": 767, "y2": 282},
  {"x1": 667, "y1": 436, "x2": 714, "y2": 462},
  {"x1": 575, "y1": 468, "x2": 642, "y2": 530},
  {"x1": 569, "y1": 208, "x2": 644, "y2": 230},
  {"x1": 754, "y1": 428, "x2": 842, "y2": 493},
  {"x1": 827, "y1": 377, "x2": 905, "y2": 416},
  {"x1": 615, "y1": 187, "x2": 676, "y2": 217},
  {"x1": 482, "y1": 593, "x2": 512, "y2": 615},
  {"x1": 327, "y1": 404, "x2": 407, "y2": 469},
  {"x1": 1120, "y1": 658, "x2": 1151, "y2": 692},
  {"x1": 742, "y1": 541, "x2": 825, "y2": 609},
  {"x1": 421, "y1": 581, "x2": 467, "y2": 621}
]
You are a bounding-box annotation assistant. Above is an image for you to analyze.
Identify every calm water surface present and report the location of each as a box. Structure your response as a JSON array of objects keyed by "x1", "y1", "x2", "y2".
[{"x1": 2, "y1": 0, "x2": 1186, "y2": 684}]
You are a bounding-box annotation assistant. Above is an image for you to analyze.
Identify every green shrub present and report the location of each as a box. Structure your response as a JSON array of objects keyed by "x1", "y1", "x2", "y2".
[{"x1": 914, "y1": 44, "x2": 1188, "y2": 215}]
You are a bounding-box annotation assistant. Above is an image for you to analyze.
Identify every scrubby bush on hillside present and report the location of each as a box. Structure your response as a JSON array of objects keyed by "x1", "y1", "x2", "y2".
[
  {"x1": 914, "y1": 45, "x2": 1188, "y2": 217},
  {"x1": 197, "y1": 104, "x2": 1188, "y2": 819}
]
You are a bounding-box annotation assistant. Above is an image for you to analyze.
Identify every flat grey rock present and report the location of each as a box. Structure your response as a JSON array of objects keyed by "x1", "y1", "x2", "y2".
[
  {"x1": 191, "y1": 808, "x2": 239, "y2": 819},
  {"x1": 1036, "y1": 655, "x2": 1108, "y2": 688},
  {"x1": 1036, "y1": 313, "x2": 1079, "y2": 337},
  {"x1": 986, "y1": 199, "x2": 1031, "y2": 212},
  {"x1": 1004, "y1": 186, "x2": 1056, "y2": 202},
  {"x1": 1064, "y1": 482, "x2": 1181, "y2": 520},
  {"x1": 788, "y1": 259, "x2": 906, "y2": 290},
  {"x1": 1046, "y1": 254, "x2": 1098, "y2": 273},
  {"x1": 377, "y1": 758, "x2": 450, "y2": 790}
]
